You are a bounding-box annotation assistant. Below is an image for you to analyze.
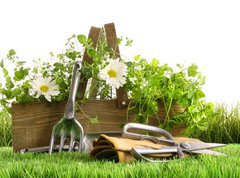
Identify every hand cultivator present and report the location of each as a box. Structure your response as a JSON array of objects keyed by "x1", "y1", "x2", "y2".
[{"x1": 48, "y1": 61, "x2": 84, "y2": 153}]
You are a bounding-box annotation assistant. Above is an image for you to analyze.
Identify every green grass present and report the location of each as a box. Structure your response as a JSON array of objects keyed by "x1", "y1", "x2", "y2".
[
  {"x1": 0, "y1": 145, "x2": 239, "y2": 178},
  {"x1": 193, "y1": 103, "x2": 240, "y2": 143},
  {"x1": 0, "y1": 108, "x2": 12, "y2": 147}
]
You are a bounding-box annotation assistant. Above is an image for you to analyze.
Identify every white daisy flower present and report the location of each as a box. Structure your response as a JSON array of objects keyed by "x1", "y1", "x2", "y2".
[
  {"x1": 29, "y1": 76, "x2": 60, "y2": 102},
  {"x1": 99, "y1": 58, "x2": 127, "y2": 89}
]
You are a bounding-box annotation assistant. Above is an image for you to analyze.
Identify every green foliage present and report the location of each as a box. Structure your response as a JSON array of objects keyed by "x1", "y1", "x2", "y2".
[
  {"x1": 171, "y1": 101, "x2": 215, "y2": 136},
  {"x1": 0, "y1": 145, "x2": 239, "y2": 177},
  {"x1": 0, "y1": 36, "x2": 81, "y2": 109},
  {"x1": 193, "y1": 103, "x2": 240, "y2": 143},
  {"x1": 77, "y1": 34, "x2": 86, "y2": 44},
  {"x1": 0, "y1": 108, "x2": 12, "y2": 147},
  {"x1": 187, "y1": 64, "x2": 198, "y2": 77},
  {"x1": 0, "y1": 31, "x2": 214, "y2": 136},
  {"x1": 13, "y1": 67, "x2": 29, "y2": 81},
  {"x1": 125, "y1": 56, "x2": 206, "y2": 134},
  {"x1": 8, "y1": 49, "x2": 16, "y2": 56}
]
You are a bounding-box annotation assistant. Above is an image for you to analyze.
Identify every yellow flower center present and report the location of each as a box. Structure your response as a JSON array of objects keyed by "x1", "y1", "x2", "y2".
[
  {"x1": 107, "y1": 69, "x2": 117, "y2": 78},
  {"x1": 40, "y1": 85, "x2": 49, "y2": 92}
]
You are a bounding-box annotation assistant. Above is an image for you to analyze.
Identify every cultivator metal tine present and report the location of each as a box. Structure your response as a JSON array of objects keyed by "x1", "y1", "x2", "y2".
[
  {"x1": 59, "y1": 134, "x2": 66, "y2": 152},
  {"x1": 69, "y1": 132, "x2": 75, "y2": 152},
  {"x1": 75, "y1": 120, "x2": 84, "y2": 152},
  {"x1": 49, "y1": 131, "x2": 56, "y2": 154},
  {"x1": 79, "y1": 135, "x2": 84, "y2": 152},
  {"x1": 48, "y1": 119, "x2": 85, "y2": 154},
  {"x1": 48, "y1": 136, "x2": 54, "y2": 154}
]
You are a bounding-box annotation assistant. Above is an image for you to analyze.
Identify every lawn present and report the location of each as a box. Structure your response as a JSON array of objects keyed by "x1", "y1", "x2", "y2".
[{"x1": 0, "y1": 144, "x2": 239, "y2": 178}]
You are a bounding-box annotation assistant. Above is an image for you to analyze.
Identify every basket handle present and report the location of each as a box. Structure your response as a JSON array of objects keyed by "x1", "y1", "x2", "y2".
[
  {"x1": 104, "y1": 23, "x2": 129, "y2": 108},
  {"x1": 78, "y1": 26, "x2": 101, "y2": 100},
  {"x1": 78, "y1": 23, "x2": 129, "y2": 108}
]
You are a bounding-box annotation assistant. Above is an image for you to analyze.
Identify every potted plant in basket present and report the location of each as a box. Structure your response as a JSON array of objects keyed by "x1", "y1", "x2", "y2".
[
  {"x1": 0, "y1": 32, "x2": 212, "y2": 139},
  {"x1": 77, "y1": 32, "x2": 212, "y2": 135}
]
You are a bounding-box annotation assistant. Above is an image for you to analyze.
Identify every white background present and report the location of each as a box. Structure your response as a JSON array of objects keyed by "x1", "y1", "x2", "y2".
[{"x1": 0, "y1": 0, "x2": 240, "y2": 105}]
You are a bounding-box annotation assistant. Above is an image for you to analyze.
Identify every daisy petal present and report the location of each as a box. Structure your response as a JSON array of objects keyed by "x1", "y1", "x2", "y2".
[
  {"x1": 29, "y1": 76, "x2": 60, "y2": 102},
  {"x1": 99, "y1": 58, "x2": 127, "y2": 89}
]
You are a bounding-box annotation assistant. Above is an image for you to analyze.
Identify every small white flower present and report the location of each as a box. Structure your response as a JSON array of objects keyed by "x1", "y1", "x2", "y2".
[
  {"x1": 164, "y1": 71, "x2": 171, "y2": 79},
  {"x1": 29, "y1": 76, "x2": 60, "y2": 102},
  {"x1": 129, "y1": 77, "x2": 137, "y2": 85},
  {"x1": 99, "y1": 58, "x2": 127, "y2": 89}
]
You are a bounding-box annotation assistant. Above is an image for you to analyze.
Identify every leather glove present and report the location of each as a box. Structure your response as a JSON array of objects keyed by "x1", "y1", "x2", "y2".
[{"x1": 90, "y1": 134, "x2": 200, "y2": 163}]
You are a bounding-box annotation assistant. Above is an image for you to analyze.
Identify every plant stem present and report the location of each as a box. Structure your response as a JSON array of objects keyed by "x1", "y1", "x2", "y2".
[{"x1": 76, "y1": 102, "x2": 94, "y2": 121}]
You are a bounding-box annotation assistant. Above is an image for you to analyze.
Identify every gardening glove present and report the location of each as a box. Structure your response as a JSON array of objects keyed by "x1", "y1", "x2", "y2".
[{"x1": 90, "y1": 134, "x2": 201, "y2": 163}]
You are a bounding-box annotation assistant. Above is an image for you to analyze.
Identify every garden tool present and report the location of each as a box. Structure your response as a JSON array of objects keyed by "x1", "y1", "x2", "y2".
[
  {"x1": 20, "y1": 60, "x2": 123, "y2": 154},
  {"x1": 91, "y1": 123, "x2": 226, "y2": 163},
  {"x1": 49, "y1": 61, "x2": 84, "y2": 154},
  {"x1": 20, "y1": 145, "x2": 78, "y2": 154},
  {"x1": 20, "y1": 132, "x2": 121, "y2": 154}
]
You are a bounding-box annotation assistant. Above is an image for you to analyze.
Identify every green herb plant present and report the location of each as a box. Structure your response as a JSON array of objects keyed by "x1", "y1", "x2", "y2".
[
  {"x1": 1, "y1": 32, "x2": 210, "y2": 136},
  {"x1": 124, "y1": 56, "x2": 208, "y2": 134},
  {"x1": 76, "y1": 34, "x2": 210, "y2": 135},
  {"x1": 0, "y1": 35, "x2": 81, "y2": 110}
]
